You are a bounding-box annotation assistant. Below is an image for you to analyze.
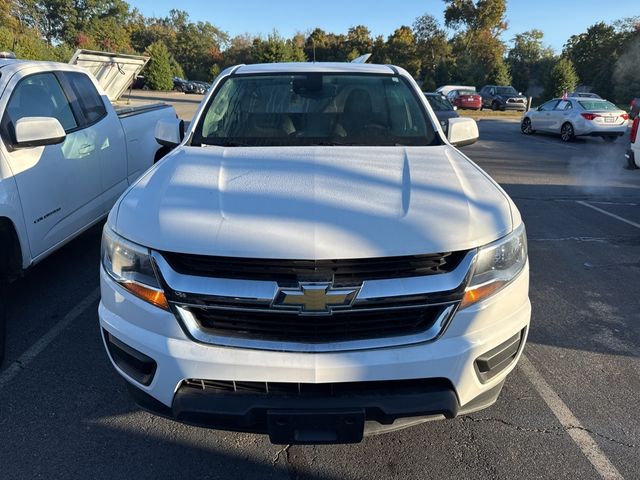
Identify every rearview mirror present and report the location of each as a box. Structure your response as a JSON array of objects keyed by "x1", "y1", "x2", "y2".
[
  {"x1": 155, "y1": 118, "x2": 184, "y2": 147},
  {"x1": 14, "y1": 117, "x2": 66, "y2": 148},
  {"x1": 447, "y1": 117, "x2": 479, "y2": 147}
]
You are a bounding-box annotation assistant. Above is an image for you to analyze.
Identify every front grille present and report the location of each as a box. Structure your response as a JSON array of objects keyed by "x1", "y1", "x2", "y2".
[
  {"x1": 161, "y1": 250, "x2": 467, "y2": 286},
  {"x1": 182, "y1": 377, "x2": 452, "y2": 396},
  {"x1": 187, "y1": 303, "x2": 451, "y2": 343},
  {"x1": 507, "y1": 98, "x2": 526, "y2": 104}
]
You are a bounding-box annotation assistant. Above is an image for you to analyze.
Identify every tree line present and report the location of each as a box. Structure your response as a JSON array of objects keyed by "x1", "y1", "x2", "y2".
[{"x1": 1, "y1": 0, "x2": 638, "y2": 101}]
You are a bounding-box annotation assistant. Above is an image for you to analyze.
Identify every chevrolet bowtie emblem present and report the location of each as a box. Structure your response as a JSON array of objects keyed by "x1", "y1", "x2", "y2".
[{"x1": 273, "y1": 283, "x2": 359, "y2": 314}]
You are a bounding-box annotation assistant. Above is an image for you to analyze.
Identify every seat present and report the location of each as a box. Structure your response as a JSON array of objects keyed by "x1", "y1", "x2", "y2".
[{"x1": 336, "y1": 89, "x2": 374, "y2": 137}]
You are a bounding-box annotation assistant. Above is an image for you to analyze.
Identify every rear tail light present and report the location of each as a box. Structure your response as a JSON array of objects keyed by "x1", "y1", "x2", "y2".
[
  {"x1": 581, "y1": 113, "x2": 600, "y2": 121},
  {"x1": 621, "y1": 113, "x2": 629, "y2": 120},
  {"x1": 631, "y1": 117, "x2": 639, "y2": 143}
]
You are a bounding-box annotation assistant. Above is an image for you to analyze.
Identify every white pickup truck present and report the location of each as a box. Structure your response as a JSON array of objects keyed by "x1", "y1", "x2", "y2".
[
  {"x1": 0, "y1": 51, "x2": 177, "y2": 361},
  {"x1": 99, "y1": 62, "x2": 530, "y2": 444},
  {"x1": 626, "y1": 116, "x2": 639, "y2": 169}
]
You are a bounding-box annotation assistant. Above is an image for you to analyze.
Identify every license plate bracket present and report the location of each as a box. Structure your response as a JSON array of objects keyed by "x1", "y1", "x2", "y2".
[{"x1": 267, "y1": 409, "x2": 365, "y2": 444}]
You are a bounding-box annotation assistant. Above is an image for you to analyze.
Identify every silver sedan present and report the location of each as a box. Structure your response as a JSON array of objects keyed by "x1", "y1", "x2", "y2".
[{"x1": 521, "y1": 98, "x2": 629, "y2": 142}]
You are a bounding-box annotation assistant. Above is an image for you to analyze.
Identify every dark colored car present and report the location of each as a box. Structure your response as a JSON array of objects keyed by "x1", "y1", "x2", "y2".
[
  {"x1": 630, "y1": 98, "x2": 640, "y2": 120},
  {"x1": 131, "y1": 75, "x2": 148, "y2": 90},
  {"x1": 183, "y1": 81, "x2": 210, "y2": 95},
  {"x1": 447, "y1": 89, "x2": 482, "y2": 110},
  {"x1": 479, "y1": 85, "x2": 527, "y2": 111},
  {"x1": 423, "y1": 92, "x2": 459, "y2": 134},
  {"x1": 173, "y1": 77, "x2": 189, "y2": 92}
]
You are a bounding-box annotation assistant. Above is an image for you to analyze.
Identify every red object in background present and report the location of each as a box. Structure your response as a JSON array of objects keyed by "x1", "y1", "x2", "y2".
[
  {"x1": 450, "y1": 93, "x2": 482, "y2": 110},
  {"x1": 631, "y1": 117, "x2": 639, "y2": 143}
]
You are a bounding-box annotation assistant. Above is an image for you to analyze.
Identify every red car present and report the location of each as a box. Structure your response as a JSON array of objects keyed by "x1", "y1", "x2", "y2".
[{"x1": 447, "y1": 89, "x2": 482, "y2": 110}]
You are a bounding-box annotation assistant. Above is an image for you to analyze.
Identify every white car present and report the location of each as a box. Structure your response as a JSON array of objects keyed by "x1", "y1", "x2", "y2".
[
  {"x1": 99, "y1": 62, "x2": 530, "y2": 444},
  {"x1": 521, "y1": 98, "x2": 629, "y2": 142},
  {"x1": 0, "y1": 52, "x2": 177, "y2": 361}
]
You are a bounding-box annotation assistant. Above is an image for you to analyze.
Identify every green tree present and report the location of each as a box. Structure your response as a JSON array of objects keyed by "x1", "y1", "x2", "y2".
[
  {"x1": 507, "y1": 29, "x2": 554, "y2": 93},
  {"x1": 443, "y1": 0, "x2": 507, "y2": 36},
  {"x1": 544, "y1": 57, "x2": 578, "y2": 98},
  {"x1": 304, "y1": 28, "x2": 348, "y2": 62},
  {"x1": 613, "y1": 36, "x2": 640, "y2": 103},
  {"x1": 346, "y1": 25, "x2": 373, "y2": 59},
  {"x1": 443, "y1": 0, "x2": 508, "y2": 86},
  {"x1": 252, "y1": 31, "x2": 306, "y2": 63},
  {"x1": 563, "y1": 22, "x2": 622, "y2": 98},
  {"x1": 144, "y1": 41, "x2": 174, "y2": 90},
  {"x1": 223, "y1": 34, "x2": 255, "y2": 66},
  {"x1": 488, "y1": 58, "x2": 511, "y2": 85},
  {"x1": 413, "y1": 14, "x2": 451, "y2": 84},
  {"x1": 386, "y1": 26, "x2": 420, "y2": 77}
]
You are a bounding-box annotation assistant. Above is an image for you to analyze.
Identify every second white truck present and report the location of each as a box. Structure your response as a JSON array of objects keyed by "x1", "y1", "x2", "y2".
[
  {"x1": 0, "y1": 52, "x2": 177, "y2": 361},
  {"x1": 99, "y1": 62, "x2": 530, "y2": 444}
]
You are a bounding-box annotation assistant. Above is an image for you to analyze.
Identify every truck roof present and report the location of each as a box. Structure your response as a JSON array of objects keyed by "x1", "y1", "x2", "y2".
[{"x1": 234, "y1": 62, "x2": 398, "y2": 75}]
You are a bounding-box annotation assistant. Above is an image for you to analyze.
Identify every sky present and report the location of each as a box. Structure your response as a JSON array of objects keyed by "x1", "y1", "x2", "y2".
[{"x1": 130, "y1": 0, "x2": 638, "y2": 52}]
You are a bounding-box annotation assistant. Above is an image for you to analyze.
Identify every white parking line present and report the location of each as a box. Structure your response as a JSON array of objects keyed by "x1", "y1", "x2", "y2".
[
  {"x1": 519, "y1": 355, "x2": 623, "y2": 479},
  {"x1": 577, "y1": 201, "x2": 640, "y2": 229},
  {"x1": 0, "y1": 288, "x2": 100, "y2": 390}
]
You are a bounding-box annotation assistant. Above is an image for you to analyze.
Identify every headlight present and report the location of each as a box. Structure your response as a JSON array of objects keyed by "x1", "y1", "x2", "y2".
[
  {"x1": 101, "y1": 224, "x2": 169, "y2": 310},
  {"x1": 460, "y1": 223, "x2": 527, "y2": 308}
]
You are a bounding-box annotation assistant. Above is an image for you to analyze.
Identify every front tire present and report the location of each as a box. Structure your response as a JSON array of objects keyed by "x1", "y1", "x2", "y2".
[
  {"x1": 560, "y1": 123, "x2": 575, "y2": 142},
  {"x1": 521, "y1": 117, "x2": 534, "y2": 134},
  {"x1": 491, "y1": 101, "x2": 499, "y2": 111}
]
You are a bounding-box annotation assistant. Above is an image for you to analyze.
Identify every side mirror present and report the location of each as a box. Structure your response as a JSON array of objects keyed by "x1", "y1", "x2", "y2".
[
  {"x1": 519, "y1": 92, "x2": 523, "y2": 96},
  {"x1": 447, "y1": 117, "x2": 479, "y2": 147},
  {"x1": 14, "y1": 117, "x2": 66, "y2": 148},
  {"x1": 453, "y1": 106, "x2": 458, "y2": 111},
  {"x1": 155, "y1": 118, "x2": 184, "y2": 148}
]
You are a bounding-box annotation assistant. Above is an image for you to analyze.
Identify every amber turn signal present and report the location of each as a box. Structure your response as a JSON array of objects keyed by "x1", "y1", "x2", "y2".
[
  {"x1": 460, "y1": 282, "x2": 504, "y2": 309},
  {"x1": 124, "y1": 282, "x2": 170, "y2": 310}
]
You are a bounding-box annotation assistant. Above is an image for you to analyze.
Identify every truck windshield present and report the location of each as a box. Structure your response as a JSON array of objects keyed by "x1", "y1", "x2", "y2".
[
  {"x1": 496, "y1": 87, "x2": 518, "y2": 95},
  {"x1": 194, "y1": 73, "x2": 439, "y2": 147}
]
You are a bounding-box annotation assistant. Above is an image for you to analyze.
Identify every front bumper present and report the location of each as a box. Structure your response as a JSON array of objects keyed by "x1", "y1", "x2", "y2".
[
  {"x1": 99, "y1": 265, "x2": 530, "y2": 440},
  {"x1": 502, "y1": 103, "x2": 527, "y2": 111}
]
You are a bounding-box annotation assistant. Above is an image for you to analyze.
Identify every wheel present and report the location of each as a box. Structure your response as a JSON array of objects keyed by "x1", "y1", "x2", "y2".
[
  {"x1": 491, "y1": 101, "x2": 499, "y2": 111},
  {"x1": 521, "y1": 117, "x2": 534, "y2": 135},
  {"x1": 603, "y1": 136, "x2": 617, "y2": 143},
  {"x1": 560, "y1": 122, "x2": 575, "y2": 142}
]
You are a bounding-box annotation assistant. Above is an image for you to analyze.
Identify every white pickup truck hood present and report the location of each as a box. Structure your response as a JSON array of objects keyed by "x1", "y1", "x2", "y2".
[{"x1": 114, "y1": 146, "x2": 513, "y2": 259}]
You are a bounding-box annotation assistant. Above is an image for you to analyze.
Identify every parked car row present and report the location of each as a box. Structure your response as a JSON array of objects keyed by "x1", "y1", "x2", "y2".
[
  {"x1": 173, "y1": 77, "x2": 210, "y2": 94},
  {"x1": 435, "y1": 84, "x2": 527, "y2": 111}
]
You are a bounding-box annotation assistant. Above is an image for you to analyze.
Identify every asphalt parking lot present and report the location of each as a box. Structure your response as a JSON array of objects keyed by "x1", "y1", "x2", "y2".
[{"x1": 1, "y1": 95, "x2": 638, "y2": 479}]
